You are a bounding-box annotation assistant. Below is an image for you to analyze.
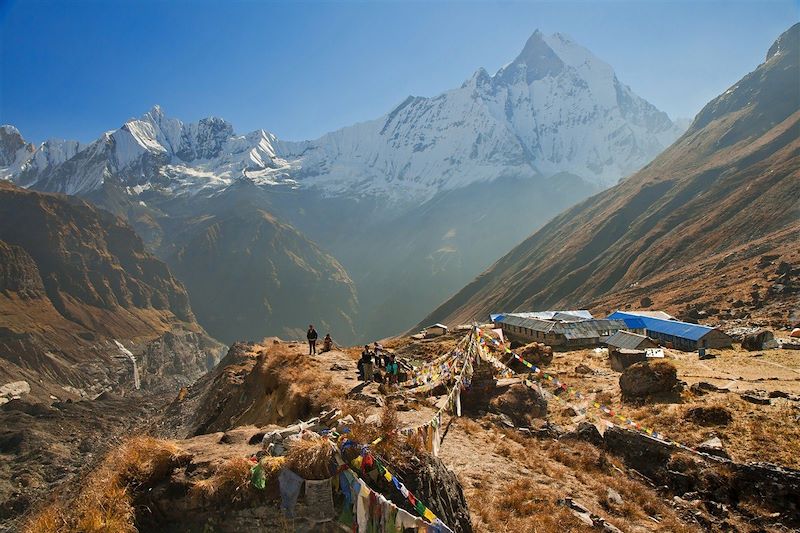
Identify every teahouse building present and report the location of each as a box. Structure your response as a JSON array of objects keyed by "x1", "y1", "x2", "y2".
[
  {"x1": 493, "y1": 313, "x2": 632, "y2": 348},
  {"x1": 607, "y1": 311, "x2": 732, "y2": 351}
]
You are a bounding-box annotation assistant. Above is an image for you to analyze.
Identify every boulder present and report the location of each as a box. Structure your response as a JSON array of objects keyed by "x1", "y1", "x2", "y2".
[
  {"x1": 619, "y1": 361, "x2": 679, "y2": 400},
  {"x1": 561, "y1": 421, "x2": 604, "y2": 447},
  {"x1": 393, "y1": 454, "x2": 473, "y2": 533},
  {"x1": 740, "y1": 393, "x2": 770, "y2": 405},
  {"x1": 609, "y1": 349, "x2": 647, "y2": 372},
  {"x1": 518, "y1": 342, "x2": 553, "y2": 366},
  {"x1": 684, "y1": 406, "x2": 732, "y2": 426},
  {"x1": 489, "y1": 383, "x2": 547, "y2": 427},
  {"x1": 697, "y1": 437, "x2": 730, "y2": 459},
  {"x1": 741, "y1": 330, "x2": 778, "y2": 351}
]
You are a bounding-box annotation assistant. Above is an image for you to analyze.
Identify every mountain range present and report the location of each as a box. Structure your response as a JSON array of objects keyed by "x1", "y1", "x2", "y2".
[
  {"x1": 1, "y1": 30, "x2": 686, "y2": 343},
  {"x1": 420, "y1": 23, "x2": 800, "y2": 329}
]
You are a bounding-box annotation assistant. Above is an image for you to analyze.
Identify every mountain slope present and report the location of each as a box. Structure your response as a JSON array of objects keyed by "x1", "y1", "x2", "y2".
[
  {"x1": 1, "y1": 30, "x2": 685, "y2": 343},
  {"x1": 421, "y1": 23, "x2": 800, "y2": 328},
  {"x1": 0, "y1": 182, "x2": 221, "y2": 400},
  {"x1": 162, "y1": 190, "x2": 359, "y2": 344}
]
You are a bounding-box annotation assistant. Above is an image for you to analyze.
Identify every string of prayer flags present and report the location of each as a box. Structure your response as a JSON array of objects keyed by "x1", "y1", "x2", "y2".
[{"x1": 475, "y1": 330, "x2": 720, "y2": 459}]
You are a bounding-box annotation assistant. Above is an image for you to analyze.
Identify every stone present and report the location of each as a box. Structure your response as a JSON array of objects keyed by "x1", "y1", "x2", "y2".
[
  {"x1": 489, "y1": 383, "x2": 547, "y2": 427},
  {"x1": 575, "y1": 364, "x2": 594, "y2": 374},
  {"x1": 619, "y1": 361, "x2": 679, "y2": 399},
  {"x1": 392, "y1": 454, "x2": 473, "y2": 532},
  {"x1": 606, "y1": 488, "x2": 623, "y2": 507},
  {"x1": 363, "y1": 413, "x2": 381, "y2": 426},
  {"x1": 697, "y1": 437, "x2": 730, "y2": 459},
  {"x1": 741, "y1": 329, "x2": 778, "y2": 351},
  {"x1": 499, "y1": 413, "x2": 515, "y2": 428},
  {"x1": 740, "y1": 393, "x2": 770, "y2": 405},
  {"x1": 684, "y1": 406, "x2": 733, "y2": 426},
  {"x1": 518, "y1": 342, "x2": 553, "y2": 366},
  {"x1": 561, "y1": 421, "x2": 603, "y2": 447}
]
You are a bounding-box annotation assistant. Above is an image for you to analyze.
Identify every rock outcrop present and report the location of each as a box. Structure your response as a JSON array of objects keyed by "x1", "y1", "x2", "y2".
[
  {"x1": 489, "y1": 382, "x2": 548, "y2": 427},
  {"x1": 619, "y1": 360, "x2": 680, "y2": 400}
]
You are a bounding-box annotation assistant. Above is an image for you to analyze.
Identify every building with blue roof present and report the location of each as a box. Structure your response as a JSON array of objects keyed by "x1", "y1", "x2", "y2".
[{"x1": 607, "y1": 311, "x2": 732, "y2": 351}]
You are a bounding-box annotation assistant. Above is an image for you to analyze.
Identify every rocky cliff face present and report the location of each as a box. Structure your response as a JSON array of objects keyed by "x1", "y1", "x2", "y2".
[
  {"x1": 421, "y1": 23, "x2": 800, "y2": 328},
  {"x1": 0, "y1": 182, "x2": 222, "y2": 401}
]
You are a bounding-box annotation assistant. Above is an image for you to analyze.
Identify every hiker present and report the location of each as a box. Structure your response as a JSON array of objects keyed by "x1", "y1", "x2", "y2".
[
  {"x1": 386, "y1": 353, "x2": 399, "y2": 385},
  {"x1": 360, "y1": 344, "x2": 374, "y2": 382},
  {"x1": 373, "y1": 341, "x2": 385, "y2": 367},
  {"x1": 307, "y1": 324, "x2": 318, "y2": 355},
  {"x1": 322, "y1": 333, "x2": 333, "y2": 352}
]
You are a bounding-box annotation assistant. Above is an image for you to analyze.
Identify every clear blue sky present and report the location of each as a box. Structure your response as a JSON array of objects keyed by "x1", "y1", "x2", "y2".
[{"x1": 1, "y1": 0, "x2": 797, "y2": 143}]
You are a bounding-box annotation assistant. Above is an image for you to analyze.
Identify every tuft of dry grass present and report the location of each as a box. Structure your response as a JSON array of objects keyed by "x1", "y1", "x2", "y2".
[
  {"x1": 190, "y1": 456, "x2": 252, "y2": 502},
  {"x1": 22, "y1": 437, "x2": 182, "y2": 533},
  {"x1": 474, "y1": 478, "x2": 591, "y2": 533},
  {"x1": 285, "y1": 436, "x2": 336, "y2": 480}
]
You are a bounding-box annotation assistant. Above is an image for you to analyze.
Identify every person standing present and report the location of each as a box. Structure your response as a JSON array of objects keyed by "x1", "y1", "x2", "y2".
[
  {"x1": 307, "y1": 325, "x2": 318, "y2": 355},
  {"x1": 386, "y1": 353, "x2": 399, "y2": 385},
  {"x1": 360, "y1": 344, "x2": 374, "y2": 382}
]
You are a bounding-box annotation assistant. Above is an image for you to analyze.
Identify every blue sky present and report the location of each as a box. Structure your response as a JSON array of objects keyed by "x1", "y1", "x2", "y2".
[{"x1": 1, "y1": 0, "x2": 797, "y2": 143}]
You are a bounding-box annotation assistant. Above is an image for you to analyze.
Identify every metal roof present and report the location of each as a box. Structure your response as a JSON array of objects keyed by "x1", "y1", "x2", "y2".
[
  {"x1": 502, "y1": 310, "x2": 594, "y2": 320},
  {"x1": 620, "y1": 310, "x2": 676, "y2": 320},
  {"x1": 607, "y1": 312, "x2": 720, "y2": 342},
  {"x1": 498, "y1": 315, "x2": 556, "y2": 333},
  {"x1": 498, "y1": 315, "x2": 628, "y2": 339},
  {"x1": 605, "y1": 330, "x2": 656, "y2": 350},
  {"x1": 551, "y1": 312, "x2": 590, "y2": 322}
]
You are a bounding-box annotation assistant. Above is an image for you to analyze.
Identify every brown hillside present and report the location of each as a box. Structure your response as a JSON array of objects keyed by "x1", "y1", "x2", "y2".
[
  {"x1": 165, "y1": 203, "x2": 359, "y2": 345},
  {"x1": 0, "y1": 182, "x2": 220, "y2": 400},
  {"x1": 421, "y1": 23, "x2": 800, "y2": 328}
]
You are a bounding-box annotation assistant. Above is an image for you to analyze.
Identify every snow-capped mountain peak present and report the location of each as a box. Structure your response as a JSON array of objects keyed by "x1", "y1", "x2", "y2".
[
  {"x1": 278, "y1": 30, "x2": 684, "y2": 199},
  {"x1": 3, "y1": 31, "x2": 684, "y2": 201},
  {"x1": 2, "y1": 106, "x2": 297, "y2": 195}
]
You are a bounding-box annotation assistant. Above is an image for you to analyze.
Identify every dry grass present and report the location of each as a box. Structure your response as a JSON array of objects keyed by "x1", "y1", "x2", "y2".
[
  {"x1": 473, "y1": 478, "x2": 591, "y2": 533},
  {"x1": 631, "y1": 395, "x2": 800, "y2": 467},
  {"x1": 284, "y1": 435, "x2": 336, "y2": 480},
  {"x1": 263, "y1": 347, "x2": 344, "y2": 413},
  {"x1": 190, "y1": 456, "x2": 252, "y2": 502},
  {"x1": 22, "y1": 437, "x2": 182, "y2": 533},
  {"x1": 338, "y1": 404, "x2": 418, "y2": 466}
]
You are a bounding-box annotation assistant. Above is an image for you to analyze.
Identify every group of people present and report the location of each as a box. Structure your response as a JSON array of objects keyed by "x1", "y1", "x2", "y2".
[
  {"x1": 306, "y1": 325, "x2": 333, "y2": 355},
  {"x1": 305, "y1": 325, "x2": 399, "y2": 384},
  {"x1": 359, "y1": 342, "x2": 399, "y2": 384}
]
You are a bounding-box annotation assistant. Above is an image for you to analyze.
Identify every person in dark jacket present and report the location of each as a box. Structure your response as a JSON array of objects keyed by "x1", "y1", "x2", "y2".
[
  {"x1": 307, "y1": 325, "x2": 318, "y2": 355},
  {"x1": 359, "y1": 344, "x2": 374, "y2": 381}
]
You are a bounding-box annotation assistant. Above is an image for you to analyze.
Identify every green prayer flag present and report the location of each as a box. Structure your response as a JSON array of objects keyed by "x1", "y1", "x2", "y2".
[{"x1": 250, "y1": 464, "x2": 266, "y2": 490}]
